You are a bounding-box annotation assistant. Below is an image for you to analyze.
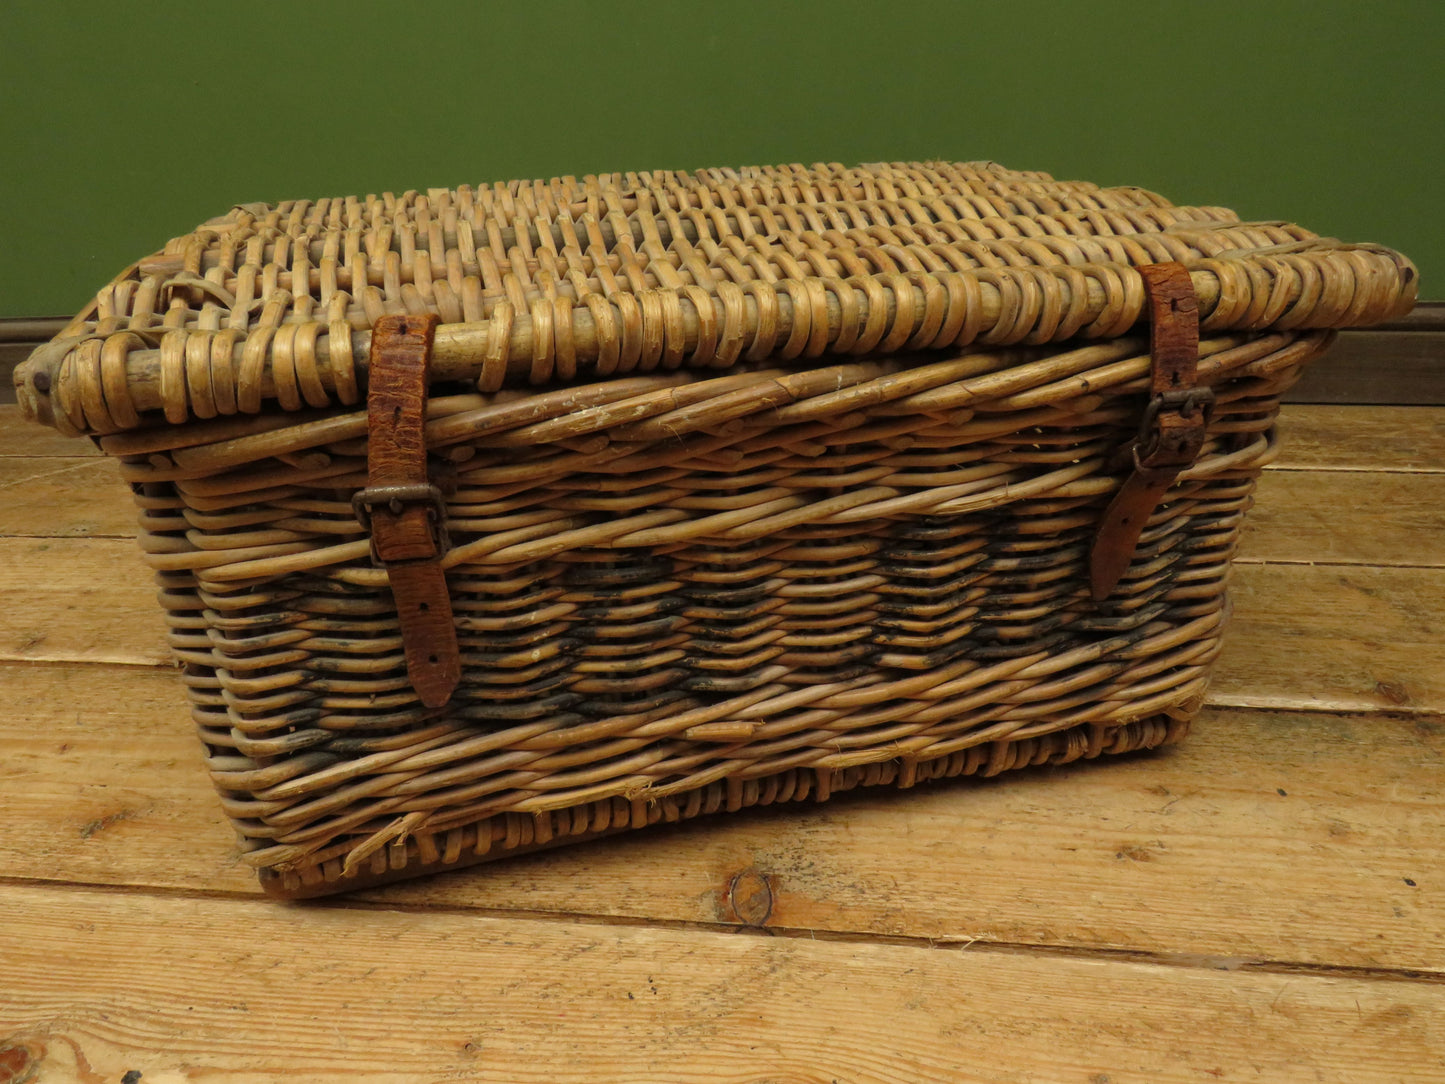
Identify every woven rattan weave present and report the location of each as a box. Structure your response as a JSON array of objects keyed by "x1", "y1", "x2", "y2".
[{"x1": 16, "y1": 161, "x2": 1416, "y2": 897}]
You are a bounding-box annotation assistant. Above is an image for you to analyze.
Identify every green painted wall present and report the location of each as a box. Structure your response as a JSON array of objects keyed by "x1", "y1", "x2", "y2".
[{"x1": 2, "y1": 0, "x2": 1440, "y2": 317}]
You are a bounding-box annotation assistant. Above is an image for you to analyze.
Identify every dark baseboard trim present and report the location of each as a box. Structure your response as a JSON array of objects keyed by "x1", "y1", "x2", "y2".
[
  {"x1": 1285, "y1": 328, "x2": 1444, "y2": 405},
  {"x1": 3, "y1": 304, "x2": 1443, "y2": 408}
]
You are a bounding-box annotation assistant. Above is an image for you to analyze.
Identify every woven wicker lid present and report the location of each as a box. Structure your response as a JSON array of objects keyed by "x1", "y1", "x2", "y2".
[{"x1": 15, "y1": 161, "x2": 1418, "y2": 436}]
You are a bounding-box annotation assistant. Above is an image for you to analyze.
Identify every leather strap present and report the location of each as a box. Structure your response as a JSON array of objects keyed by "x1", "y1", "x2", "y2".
[
  {"x1": 354, "y1": 314, "x2": 460, "y2": 708},
  {"x1": 1089, "y1": 263, "x2": 1212, "y2": 602}
]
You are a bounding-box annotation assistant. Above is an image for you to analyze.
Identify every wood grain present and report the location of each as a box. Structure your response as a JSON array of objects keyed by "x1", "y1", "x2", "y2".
[
  {"x1": 1, "y1": 882, "x2": 1440, "y2": 1084},
  {"x1": 1240, "y1": 471, "x2": 1445, "y2": 566},
  {"x1": 1273, "y1": 405, "x2": 1445, "y2": 471},
  {"x1": 1213, "y1": 565, "x2": 1445, "y2": 713},
  {"x1": 4, "y1": 661, "x2": 1441, "y2": 973},
  {"x1": 0, "y1": 539, "x2": 168, "y2": 665},
  {"x1": 0, "y1": 403, "x2": 97, "y2": 456},
  {"x1": 0, "y1": 456, "x2": 133, "y2": 537},
  {"x1": 0, "y1": 664, "x2": 244, "y2": 891}
]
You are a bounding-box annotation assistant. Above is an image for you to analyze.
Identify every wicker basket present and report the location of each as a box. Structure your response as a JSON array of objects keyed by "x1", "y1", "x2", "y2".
[{"x1": 15, "y1": 161, "x2": 1416, "y2": 898}]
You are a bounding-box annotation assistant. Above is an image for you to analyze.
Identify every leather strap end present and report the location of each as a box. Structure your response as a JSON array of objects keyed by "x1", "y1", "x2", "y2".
[
  {"x1": 1089, "y1": 469, "x2": 1176, "y2": 602},
  {"x1": 385, "y1": 562, "x2": 462, "y2": 708}
]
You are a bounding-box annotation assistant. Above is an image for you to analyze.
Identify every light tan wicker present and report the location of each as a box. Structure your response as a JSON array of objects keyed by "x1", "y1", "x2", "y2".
[{"x1": 15, "y1": 161, "x2": 1416, "y2": 898}]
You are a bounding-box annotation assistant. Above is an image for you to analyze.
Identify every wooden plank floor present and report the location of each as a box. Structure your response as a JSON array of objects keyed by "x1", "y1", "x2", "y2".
[{"x1": 0, "y1": 403, "x2": 1441, "y2": 1083}]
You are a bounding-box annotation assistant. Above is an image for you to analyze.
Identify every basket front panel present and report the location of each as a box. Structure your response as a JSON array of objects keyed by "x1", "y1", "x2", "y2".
[{"x1": 121, "y1": 331, "x2": 1318, "y2": 893}]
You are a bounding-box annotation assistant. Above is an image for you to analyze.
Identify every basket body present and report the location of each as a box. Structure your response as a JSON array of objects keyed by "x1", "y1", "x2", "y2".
[{"x1": 14, "y1": 162, "x2": 1415, "y2": 897}]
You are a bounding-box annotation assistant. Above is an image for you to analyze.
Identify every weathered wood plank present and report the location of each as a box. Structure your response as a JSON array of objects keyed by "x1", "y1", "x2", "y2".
[
  {"x1": 0, "y1": 539, "x2": 167, "y2": 665},
  {"x1": 0, "y1": 664, "x2": 243, "y2": 890},
  {"x1": 1273, "y1": 405, "x2": 1445, "y2": 472},
  {"x1": 0, "y1": 457, "x2": 133, "y2": 537},
  {"x1": 1212, "y1": 565, "x2": 1445, "y2": 713},
  {"x1": 0, "y1": 405, "x2": 100, "y2": 456},
  {"x1": 1240, "y1": 471, "x2": 1445, "y2": 566},
  {"x1": 4, "y1": 661, "x2": 1440, "y2": 973},
  {"x1": 1, "y1": 882, "x2": 1440, "y2": 1084}
]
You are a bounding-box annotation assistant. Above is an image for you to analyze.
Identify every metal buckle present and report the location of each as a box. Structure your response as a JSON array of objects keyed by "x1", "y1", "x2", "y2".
[
  {"x1": 1134, "y1": 386, "x2": 1215, "y2": 470},
  {"x1": 352, "y1": 483, "x2": 450, "y2": 566}
]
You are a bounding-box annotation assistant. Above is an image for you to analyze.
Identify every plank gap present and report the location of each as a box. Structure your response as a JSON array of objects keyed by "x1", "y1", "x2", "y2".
[
  {"x1": 1232, "y1": 557, "x2": 1445, "y2": 570},
  {"x1": 1267, "y1": 465, "x2": 1445, "y2": 475},
  {"x1": 4, "y1": 878, "x2": 1441, "y2": 1082},
  {"x1": 1208, "y1": 693, "x2": 1440, "y2": 715},
  {"x1": 0, "y1": 654, "x2": 173, "y2": 671},
  {"x1": 2, "y1": 874, "x2": 1439, "y2": 986}
]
